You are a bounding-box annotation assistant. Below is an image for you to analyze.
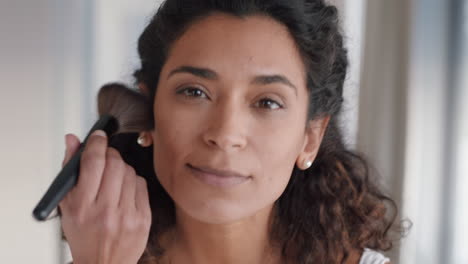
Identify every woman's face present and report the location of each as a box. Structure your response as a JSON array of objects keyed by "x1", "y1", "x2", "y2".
[{"x1": 150, "y1": 13, "x2": 316, "y2": 224}]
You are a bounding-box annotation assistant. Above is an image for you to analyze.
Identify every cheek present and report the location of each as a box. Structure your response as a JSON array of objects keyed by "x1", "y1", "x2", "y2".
[
  {"x1": 250, "y1": 122, "x2": 303, "y2": 202},
  {"x1": 151, "y1": 126, "x2": 177, "y2": 193},
  {"x1": 254, "y1": 114, "x2": 303, "y2": 168},
  {"x1": 151, "y1": 106, "x2": 196, "y2": 194}
]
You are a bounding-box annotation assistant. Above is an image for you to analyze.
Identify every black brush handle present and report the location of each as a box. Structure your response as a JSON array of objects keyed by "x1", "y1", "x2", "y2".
[{"x1": 32, "y1": 115, "x2": 118, "y2": 221}]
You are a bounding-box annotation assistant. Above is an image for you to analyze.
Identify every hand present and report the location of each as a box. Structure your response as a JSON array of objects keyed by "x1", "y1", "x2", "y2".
[{"x1": 59, "y1": 130, "x2": 152, "y2": 264}]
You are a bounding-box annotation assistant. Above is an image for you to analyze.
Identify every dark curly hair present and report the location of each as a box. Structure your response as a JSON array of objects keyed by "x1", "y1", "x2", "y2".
[{"x1": 107, "y1": 0, "x2": 404, "y2": 263}]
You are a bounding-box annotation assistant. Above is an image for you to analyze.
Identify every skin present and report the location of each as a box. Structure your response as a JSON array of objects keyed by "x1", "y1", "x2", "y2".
[{"x1": 138, "y1": 13, "x2": 330, "y2": 264}]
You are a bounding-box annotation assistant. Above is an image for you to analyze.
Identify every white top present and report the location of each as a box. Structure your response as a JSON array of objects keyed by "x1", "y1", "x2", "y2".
[{"x1": 359, "y1": 248, "x2": 390, "y2": 264}]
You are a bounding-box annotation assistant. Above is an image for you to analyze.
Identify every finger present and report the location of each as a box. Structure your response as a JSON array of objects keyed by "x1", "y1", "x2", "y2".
[
  {"x1": 96, "y1": 147, "x2": 125, "y2": 207},
  {"x1": 135, "y1": 176, "x2": 150, "y2": 214},
  {"x1": 75, "y1": 129, "x2": 108, "y2": 204},
  {"x1": 62, "y1": 134, "x2": 81, "y2": 168},
  {"x1": 60, "y1": 134, "x2": 81, "y2": 211},
  {"x1": 118, "y1": 166, "x2": 137, "y2": 209}
]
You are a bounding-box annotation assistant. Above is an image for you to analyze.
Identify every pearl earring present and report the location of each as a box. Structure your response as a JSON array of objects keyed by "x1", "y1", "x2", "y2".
[
  {"x1": 304, "y1": 160, "x2": 312, "y2": 170},
  {"x1": 137, "y1": 136, "x2": 145, "y2": 146}
]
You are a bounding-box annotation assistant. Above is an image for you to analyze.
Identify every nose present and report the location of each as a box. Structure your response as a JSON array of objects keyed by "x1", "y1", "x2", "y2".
[{"x1": 202, "y1": 103, "x2": 247, "y2": 151}]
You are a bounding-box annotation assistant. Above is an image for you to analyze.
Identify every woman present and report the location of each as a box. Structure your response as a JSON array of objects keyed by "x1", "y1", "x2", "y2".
[{"x1": 59, "y1": 0, "x2": 401, "y2": 263}]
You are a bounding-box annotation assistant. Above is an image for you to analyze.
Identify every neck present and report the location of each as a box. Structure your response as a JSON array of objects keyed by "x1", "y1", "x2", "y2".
[{"x1": 164, "y1": 204, "x2": 282, "y2": 264}]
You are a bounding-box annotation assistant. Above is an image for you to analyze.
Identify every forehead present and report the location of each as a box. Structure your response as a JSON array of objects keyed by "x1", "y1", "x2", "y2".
[{"x1": 162, "y1": 13, "x2": 306, "y2": 86}]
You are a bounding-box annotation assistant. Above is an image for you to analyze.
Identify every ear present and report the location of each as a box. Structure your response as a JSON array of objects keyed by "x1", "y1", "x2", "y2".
[{"x1": 296, "y1": 116, "x2": 330, "y2": 170}]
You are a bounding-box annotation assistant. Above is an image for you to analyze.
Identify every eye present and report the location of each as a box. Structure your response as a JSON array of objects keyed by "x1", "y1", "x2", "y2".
[
  {"x1": 255, "y1": 98, "x2": 284, "y2": 110},
  {"x1": 176, "y1": 86, "x2": 209, "y2": 99}
]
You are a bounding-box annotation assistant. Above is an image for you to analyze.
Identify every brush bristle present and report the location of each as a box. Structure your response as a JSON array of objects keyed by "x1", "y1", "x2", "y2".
[{"x1": 97, "y1": 83, "x2": 153, "y2": 134}]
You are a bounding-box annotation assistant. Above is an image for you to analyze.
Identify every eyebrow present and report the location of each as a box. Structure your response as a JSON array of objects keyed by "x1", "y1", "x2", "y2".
[{"x1": 167, "y1": 65, "x2": 298, "y2": 96}]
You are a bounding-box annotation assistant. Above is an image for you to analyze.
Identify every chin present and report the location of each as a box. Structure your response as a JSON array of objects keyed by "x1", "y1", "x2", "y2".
[{"x1": 176, "y1": 198, "x2": 260, "y2": 225}]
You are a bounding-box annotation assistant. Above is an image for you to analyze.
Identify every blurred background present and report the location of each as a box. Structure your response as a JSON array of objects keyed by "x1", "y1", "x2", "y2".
[{"x1": 0, "y1": 0, "x2": 466, "y2": 263}]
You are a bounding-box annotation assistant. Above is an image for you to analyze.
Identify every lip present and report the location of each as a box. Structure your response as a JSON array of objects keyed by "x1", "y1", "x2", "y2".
[{"x1": 187, "y1": 164, "x2": 251, "y2": 188}]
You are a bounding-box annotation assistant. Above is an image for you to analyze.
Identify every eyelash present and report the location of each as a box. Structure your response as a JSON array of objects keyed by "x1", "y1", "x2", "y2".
[
  {"x1": 176, "y1": 87, "x2": 284, "y2": 110},
  {"x1": 176, "y1": 87, "x2": 209, "y2": 99}
]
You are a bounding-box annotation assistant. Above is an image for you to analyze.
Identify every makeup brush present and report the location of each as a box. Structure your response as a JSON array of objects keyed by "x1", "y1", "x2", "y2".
[{"x1": 32, "y1": 83, "x2": 153, "y2": 221}]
